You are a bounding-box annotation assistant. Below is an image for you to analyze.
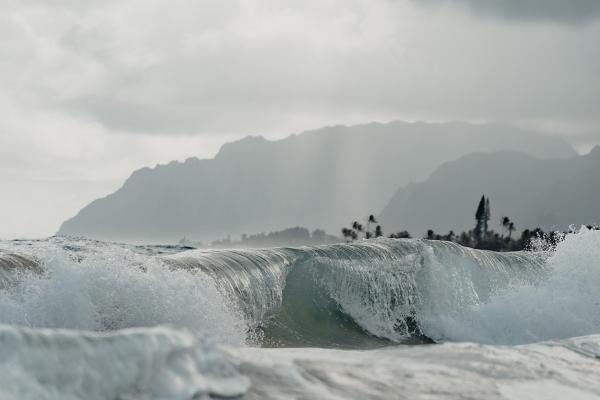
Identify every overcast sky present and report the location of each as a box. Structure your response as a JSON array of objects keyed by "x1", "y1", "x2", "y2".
[{"x1": 1, "y1": 0, "x2": 599, "y2": 239}]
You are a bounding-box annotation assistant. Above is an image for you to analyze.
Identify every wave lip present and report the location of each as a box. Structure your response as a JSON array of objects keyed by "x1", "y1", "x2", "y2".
[{"x1": 0, "y1": 324, "x2": 249, "y2": 400}]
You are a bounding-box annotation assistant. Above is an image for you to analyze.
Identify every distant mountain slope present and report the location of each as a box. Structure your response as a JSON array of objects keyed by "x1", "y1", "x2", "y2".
[
  {"x1": 58, "y1": 121, "x2": 575, "y2": 243},
  {"x1": 379, "y1": 146, "x2": 600, "y2": 236}
]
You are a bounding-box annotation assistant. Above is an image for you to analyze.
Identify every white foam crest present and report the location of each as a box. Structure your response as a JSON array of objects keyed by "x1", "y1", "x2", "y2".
[
  {"x1": 0, "y1": 324, "x2": 249, "y2": 400},
  {"x1": 427, "y1": 228, "x2": 600, "y2": 344},
  {"x1": 0, "y1": 242, "x2": 247, "y2": 345}
]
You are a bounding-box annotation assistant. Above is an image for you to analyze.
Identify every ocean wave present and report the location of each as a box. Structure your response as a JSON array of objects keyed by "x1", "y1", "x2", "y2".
[
  {"x1": 164, "y1": 239, "x2": 548, "y2": 346},
  {"x1": 433, "y1": 228, "x2": 600, "y2": 344},
  {"x1": 0, "y1": 239, "x2": 247, "y2": 345},
  {"x1": 1, "y1": 230, "x2": 599, "y2": 346}
]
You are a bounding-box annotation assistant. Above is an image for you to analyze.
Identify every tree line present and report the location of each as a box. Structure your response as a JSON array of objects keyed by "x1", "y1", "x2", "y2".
[
  {"x1": 342, "y1": 195, "x2": 598, "y2": 251},
  {"x1": 181, "y1": 226, "x2": 339, "y2": 248}
]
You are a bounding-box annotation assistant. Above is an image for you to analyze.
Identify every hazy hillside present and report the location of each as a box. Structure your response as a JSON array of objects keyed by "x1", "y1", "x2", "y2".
[
  {"x1": 380, "y1": 146, "x2": 600, "y2": 237},
  {"x1": 58, "y1": 121, "x2": 575, "y2": 243}
]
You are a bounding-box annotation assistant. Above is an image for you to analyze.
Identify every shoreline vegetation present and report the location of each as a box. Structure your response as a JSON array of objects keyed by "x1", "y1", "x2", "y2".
[
  {"x1": 342, "y1": 195, "x2": 598, "y2": 252},
  {"x1": 181, "y1": 195, "x2": 598, "y2": 251},
  {"x1": 179, "y1": 227, "x2": 340, "y2": 249}
]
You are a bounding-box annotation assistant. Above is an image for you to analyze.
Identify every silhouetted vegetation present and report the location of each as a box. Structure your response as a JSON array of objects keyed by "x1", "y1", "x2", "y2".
[
  {"x1": 474, "y1": 195, "x2": 491, "y2": 241},
  {"x1": 181, "y1": 227, "x2": 339, "y2": 249},
  {"x1": 342, "y1": 195, "x2": 599, "y2": 251},
  {"x1": 342, "y1": 215, "x2": 383, "y2": 241},
  {"x1": 184, "y1": 195, "x2": 597, "y2": 250},
  {"x1": 421, "y1": 195, "x2": 599, "y2": 251}
]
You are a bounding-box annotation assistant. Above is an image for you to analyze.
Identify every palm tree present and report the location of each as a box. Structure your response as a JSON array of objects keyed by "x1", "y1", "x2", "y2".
[
  {"x1": 501, "y1": 216, "x2": 510, "y2": 236},
  {"x1": 501, "y1": 216, "x2": 516, "y2": 239},
  {"x1": 341, "y1": 228, "x2": 354, "y2": 242},
  {"x1": 366, "y1": 215, "x2": 377, "y2": 238},
  {"x1": 352, "y1": 221, "x2": 363, "y2": 234},
  {"x1": 508, "y1": 221, "x2": 515, "y2": 239}
]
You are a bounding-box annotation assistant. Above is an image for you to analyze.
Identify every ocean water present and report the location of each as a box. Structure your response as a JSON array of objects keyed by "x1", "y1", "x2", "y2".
[{"x1": 0, "y1": 228, "x2": 599, "y2": 399}]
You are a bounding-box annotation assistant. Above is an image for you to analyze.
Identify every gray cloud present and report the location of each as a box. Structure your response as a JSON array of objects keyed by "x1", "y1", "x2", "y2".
[
  {"x1": 1, "y1": 0, "x2": 600, "y2": 238},
  {"x1": 69, "y1": 96, "x2": 202, "y2": 133},
  {"x1": 3, "y1": 0, "x2": 599, "y2": 138},
  {"x1": 416, "y1": 0, "x2": 600, "y2": 23}
]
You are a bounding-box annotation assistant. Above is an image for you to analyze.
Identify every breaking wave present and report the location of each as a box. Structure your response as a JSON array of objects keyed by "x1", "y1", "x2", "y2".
[
  {"x1": 0, "y1": 240, "x2": 247, "y2": 345},
  {"x1": 1, "y1": 229, "x2": 599, "y2": 347}
]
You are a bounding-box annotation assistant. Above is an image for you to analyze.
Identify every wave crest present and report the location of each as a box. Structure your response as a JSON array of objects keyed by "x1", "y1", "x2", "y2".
[{"x1": 1, "y1": 230, "x2": 598, "y2": 346}]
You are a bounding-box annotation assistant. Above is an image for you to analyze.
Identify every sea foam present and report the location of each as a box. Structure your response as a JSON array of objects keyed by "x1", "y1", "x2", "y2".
[
  {"x1": 0, "y1": 324, "x2": 249, "y2": 400},
  {"x1": 0, "y1": 240, "x2": 247, "y2": 345},
  {"x1": 428, "y1": 227, "x2": 600, "y2": 344}
]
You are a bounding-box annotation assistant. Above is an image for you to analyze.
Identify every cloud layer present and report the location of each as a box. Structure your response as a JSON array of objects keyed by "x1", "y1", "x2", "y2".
[
  {"x1": 417, "y1": 0, "x2": 600, "y2": 23},
  {"x1": 0, "y1": 0, "x2": 599, "y2": 237},
  {"x1": 3, "y1": 0, "x2": 599, "y2": 138}
]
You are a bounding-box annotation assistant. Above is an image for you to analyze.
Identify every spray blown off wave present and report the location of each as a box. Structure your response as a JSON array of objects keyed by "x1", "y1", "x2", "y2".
[
  {"x1": 1, "y1": 229, "x2": 599, "y2": 346},
  {"x1": 0, "y1": 240, "x2": 247, "y2": 345},
  {"x1": 437, "y1": 228, "x2": 600, "y2": 344}
]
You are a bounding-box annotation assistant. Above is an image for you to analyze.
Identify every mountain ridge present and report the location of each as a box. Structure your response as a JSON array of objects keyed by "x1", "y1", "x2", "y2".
[
  {"x1": 379, "y1": 147, "x2": 600, "y2": 236},
  {"x1": 58, "y1": 120, "x2": 576, "y2": 243}
]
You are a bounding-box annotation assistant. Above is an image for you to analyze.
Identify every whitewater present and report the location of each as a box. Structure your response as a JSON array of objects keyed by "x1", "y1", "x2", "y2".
[{"x1": 1, "y1": 228, "x2": 600, "y2": 399}]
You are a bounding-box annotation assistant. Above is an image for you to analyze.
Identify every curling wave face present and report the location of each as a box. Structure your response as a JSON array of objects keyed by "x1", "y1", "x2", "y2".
[{"x1": 1, "y1": 229, "x2": 599, "y2": 347}]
